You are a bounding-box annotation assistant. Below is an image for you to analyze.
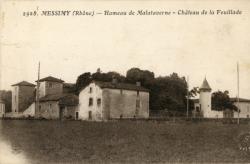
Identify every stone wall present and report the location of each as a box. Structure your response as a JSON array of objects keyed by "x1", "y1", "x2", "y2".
[
  {"x1": 39, "y1": 81, "x2": 63, "y2": 97},
  {"x1": 18, "y1": 86, "x2": 35, "y2": 112},
  {"x1": 63, "y1": 106, "x2": 78, "y2": 119},
  {"x1": 12, "y1": 85, "x2": 35, "y2": 113},
  {"x1": 102, "y1": 89, "x2": 149, "y2": 119},
  {"x1": 38, "y1": 101, "x2": 59, "y2": 119}
]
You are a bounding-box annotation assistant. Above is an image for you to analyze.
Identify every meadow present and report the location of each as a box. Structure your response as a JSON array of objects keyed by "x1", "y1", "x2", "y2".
[{"x1": 0, "y1": 120, "x2": 250, "y2": 163}]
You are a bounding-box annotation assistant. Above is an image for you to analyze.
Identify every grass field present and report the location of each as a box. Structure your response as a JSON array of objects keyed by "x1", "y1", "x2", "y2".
[{"x1": 0, "y1": 120, "x2": 250, "y2": 163}]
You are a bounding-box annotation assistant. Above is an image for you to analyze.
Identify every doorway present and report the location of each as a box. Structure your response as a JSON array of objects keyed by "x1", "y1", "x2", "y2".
[
  {"x1": 59, "y1": 106, "x2": 64, "y2": 120},
  {"x1": 75, "y1": 112, "x2": 79, "y2": 120},
  {"x1": 88, "y1": 111, "x2": 92, "y2": 120}
]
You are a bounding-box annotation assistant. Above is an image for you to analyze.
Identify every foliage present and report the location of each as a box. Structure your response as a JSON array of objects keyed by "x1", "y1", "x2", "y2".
[
  {"x1": 75, "y1": 72, "x2": 92, "y2": 93},
  {"x1": 212, "y1": 90, "x2": 237, "y2": 111},
  {"x1": 126, "y1": 68, "x2": 154, "y2": 86},
  {"x1": 75, "y1": 69, "x2": 125, "y2": 94}
]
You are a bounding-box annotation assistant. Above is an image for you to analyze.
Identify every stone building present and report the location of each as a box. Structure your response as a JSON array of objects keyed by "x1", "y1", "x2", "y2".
[
  {"x1": 231, "y1": 97, "x2": 250, "y2": 118},
  {"x1": 193, "y1": 78, "x2": 250, "y2": 118},
  {"x1": 38, "y1": 93, "x2": 78, "y2": 119},
  {"x1": 11, "y1": 81, "x2": 36, "y2": 113},
  {"x1": 78, "y1": 80, "x2": 149, "y2": 121},
  {"x1": 36, "y1": 76, "x2": 78, "y2": 119},
  {"x1": 37, "y1": 76, "x2": 64, "y2": 98}
]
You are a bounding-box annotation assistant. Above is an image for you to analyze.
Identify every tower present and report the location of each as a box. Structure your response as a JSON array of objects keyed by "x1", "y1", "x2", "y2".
[
  {"x1": 199, "y1": 78, "x2": 212, "y2": 117},
  {"x1": 36, "y1": 76, "x2": 64, "y2": 98},
  {"x1": 11, "y1": 81, "x2": 36, "y2": 113}
]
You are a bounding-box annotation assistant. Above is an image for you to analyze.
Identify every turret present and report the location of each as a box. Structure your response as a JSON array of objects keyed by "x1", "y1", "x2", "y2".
[{"x1": 199, "y1": 78, "x2": 212, "y2": 117}]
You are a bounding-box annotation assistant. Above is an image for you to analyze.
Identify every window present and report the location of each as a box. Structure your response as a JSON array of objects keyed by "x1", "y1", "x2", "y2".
[
  {"x1": 136, "y1": 99, "x2": 140, "y2": 108},
  {"x1": 137, "y1": 91, "x2": 139, "y2": 97},
  {"x1": 48, "y1": 82, "x2": 53, "y2": 88},
  {"x1": 89, "y1": 98, "x2": 93, "y2": 106},
  {"x1": 97, "y1": 98, "x2": 101, "y2": 106},
  {"x1": 39, "y1": 105, "x2": 41, "y2": 111},
  {"x1": 89, "y1": 87, "x2": 92, "y2": 93}
]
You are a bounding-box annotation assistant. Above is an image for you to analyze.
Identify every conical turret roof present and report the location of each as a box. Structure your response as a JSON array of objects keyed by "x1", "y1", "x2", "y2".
[{"x1": 200, "y1": 78, "x2": 211, "y2": 92}]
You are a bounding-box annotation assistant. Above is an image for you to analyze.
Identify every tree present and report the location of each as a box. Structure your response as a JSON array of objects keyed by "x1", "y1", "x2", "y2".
[
  {"x1": 92, "y1": 71, "x2": 125, "y2": 82},
  {"x1": 126, "y1": 68, "x2": 154, "y2": 86},
  {"x1": 212, "y1": 90, "x2": 237, "y2": 111},
  {"x1": 149, "y1": 73, "x2": 187, "y2": 115},
  {"x1": 75, "y1": 72, "x2": 92, "y2": 94},
  {"x1": 75, "y1": 70, "x2": 126, "y2": 94}
]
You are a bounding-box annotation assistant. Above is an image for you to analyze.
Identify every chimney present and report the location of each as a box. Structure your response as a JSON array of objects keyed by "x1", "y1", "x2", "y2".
[
  {"x1": 136, "y1": 82, "x2": 141, "y2": 87},
  {"x1": 112, "y1": 78, "x2": 118, "y2": 84}
]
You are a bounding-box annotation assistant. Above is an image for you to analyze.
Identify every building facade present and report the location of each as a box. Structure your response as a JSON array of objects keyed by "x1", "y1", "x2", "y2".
[
  {"x1": 36, "y1": 76, "x2": 78, "y2": 119},
  {"x1": 78, "y1": 80, "x2": 149, "y2": 121},
  {"x1": 193, "y1": 78, "x2": 250, "y2": 118},
  {"x1": 231, "y1": 98, "x2": 250, "y2": 118},
  {"x1": 11, "y1": 81, "x2": 36, "y2": 113}
]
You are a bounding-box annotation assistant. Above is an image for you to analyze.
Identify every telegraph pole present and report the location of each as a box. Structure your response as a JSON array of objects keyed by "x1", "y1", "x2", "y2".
[
  {"x1": 237, "y1": 62, "x2": 240, "y2": 124},
  {"x1": 186, "y1": 76, "x2": 189, "y2": 118},
  {"x1": 35, "y1": 62, "x2": 40, "y2": 118}
]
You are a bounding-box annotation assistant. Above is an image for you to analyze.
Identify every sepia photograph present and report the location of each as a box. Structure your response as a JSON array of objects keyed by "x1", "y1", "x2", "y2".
[{"x1": 0, "y1": 0, "x2": 250, "y2": 163}]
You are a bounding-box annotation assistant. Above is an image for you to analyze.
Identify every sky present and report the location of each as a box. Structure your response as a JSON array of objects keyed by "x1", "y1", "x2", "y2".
[{"x1": 0, "y1": 0, "x2": 250, "y2": 98}]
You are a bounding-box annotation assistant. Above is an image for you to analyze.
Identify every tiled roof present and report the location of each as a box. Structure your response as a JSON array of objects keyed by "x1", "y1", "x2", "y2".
[
  {"x1": 11, "y1": 81, "x2": 36, "y2": 87},
  {"x1": 200, "y1": 78, "x2": 211, "y2": 91},
  {"x1": 94, "y1": 81, "x2": 149, "y2": 92},
  {"x1": 36, "y1": 76, "x2": 64, "y2": 83},
  {"x1": 39, "y1": 93, "x2": 78, "y2": 106},
  {"x1": 230, "y1": 97, "x2": 250, "y2": 103}
]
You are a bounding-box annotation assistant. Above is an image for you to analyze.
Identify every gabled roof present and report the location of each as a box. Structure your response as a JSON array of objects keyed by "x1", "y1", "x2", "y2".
[
  {"x1": 39, "y1": 93, "x2": 78, "y2": 106},
  {"x1": 36, "y1": 76, "x2": 64, "y2": 83},
  {"x1": 11, "y1": 81, "x2": 36, "y2": 87},
  {"x1": 230, "y1": 97, "x2": 250, "y2": 103},
  {"x1": 93, "y1": 81, "x2": 149, "y2": 92},
  {"x1": 200, "y1": 78, "x2": 211, "y2": 91}
]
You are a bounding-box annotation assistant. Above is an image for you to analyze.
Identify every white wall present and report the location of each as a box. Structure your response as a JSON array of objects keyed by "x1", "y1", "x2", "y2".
[
  {"x1": 11, "y1": 86, "x2": 19, "y2": 113},
  {"x1": 233, "y1": 102, "x2": 250, "y2": 118},
  {"x1": 0, "y1": 103, "x2": 5, "y2": 117},
  {"x1": 38, "y1": 82, "x2": 46, "y2": 98},
  {"x1": 199, "y1": 91, "x2": 212, "y2": 117},
  {"x1": 78, "y1": 82, "x2": 103, "y2": 121}
]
